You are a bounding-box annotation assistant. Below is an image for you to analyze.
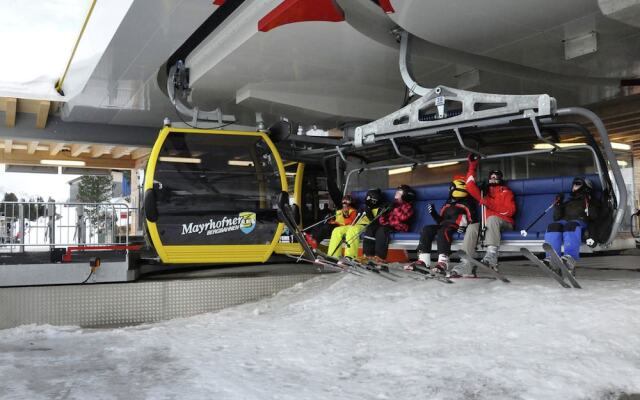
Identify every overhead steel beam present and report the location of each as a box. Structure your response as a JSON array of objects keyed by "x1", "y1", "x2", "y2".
[{"x1": 0, "y1": 115, "x2": 158, "y2": 147}]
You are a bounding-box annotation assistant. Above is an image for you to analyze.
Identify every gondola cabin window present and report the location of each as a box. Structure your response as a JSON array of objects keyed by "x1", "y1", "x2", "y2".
[{"x1": 152, "y1": 132, "x2": 282, "y2": 246}]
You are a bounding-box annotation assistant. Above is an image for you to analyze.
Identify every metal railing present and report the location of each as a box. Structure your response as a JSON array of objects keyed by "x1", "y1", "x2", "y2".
[{"x1": 0, "y1": 201, "x2": 133, "y2": 252}]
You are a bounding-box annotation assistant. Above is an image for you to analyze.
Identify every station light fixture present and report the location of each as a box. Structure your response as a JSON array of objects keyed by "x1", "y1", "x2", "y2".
[
  {"x1": 612, "y1": 142, "x2": 632, "y2": 150},
  {"x1": 533, "y1": 142, "x2": 631, "y2": 151},
  {"x1": 158, "y1": 156, "x2": 202, "y2": 164},
  {"x1": 618, "y1": 160, "x2": 628, "y2": 167},
  {"x1": 40, "y1": 159, "x2": 86, "y2": 166},
  {"x1": 227, "y1": 160, "x2": 254, "y2": 167},
  {"x1": 427, "y1": 161, "x2": 459, "y2": 169},
  {"x1": 388, "y1": 166, "x2": 412, "y2": 175}
]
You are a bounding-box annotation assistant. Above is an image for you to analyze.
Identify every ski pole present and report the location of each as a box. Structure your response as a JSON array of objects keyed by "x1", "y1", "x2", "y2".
[
  {"x1": 480, "y1": 188, "x2": 487, "y2": 245},
  {"x1": 329, "y1": 212, "x2": 363, "y2": 257},
  {"x1": 343, "y1": 205, "x2": 392, "y2": 247},
  {"x1": 520, "y1": 201, "x2": 555, "y2": 237},
  {"x1": 351, "y1": 212, "x2": 364, "y2": 226},
  {"x1": 302, "y1": 213, "x2": 334, "y2": 232}
]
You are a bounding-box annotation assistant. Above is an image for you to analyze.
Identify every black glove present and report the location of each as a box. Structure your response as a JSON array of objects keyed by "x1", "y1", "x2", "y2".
[{"x1": 554, "y1": 193, "x2": 564, "y2": 205}]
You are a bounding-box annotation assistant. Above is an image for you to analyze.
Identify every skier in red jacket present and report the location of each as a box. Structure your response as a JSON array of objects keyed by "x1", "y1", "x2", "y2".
[
  {"x1": 362, "y1": 185, "x2": 415, "y2": 263},
  {"x1": 451, "y1": 154, "x2": 516, "y2": 275}
]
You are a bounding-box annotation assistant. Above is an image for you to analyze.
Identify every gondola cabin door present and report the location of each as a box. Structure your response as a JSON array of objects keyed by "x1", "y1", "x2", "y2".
[{"x1": 143, "y1": 127, "x2": 288, "y2": 264}]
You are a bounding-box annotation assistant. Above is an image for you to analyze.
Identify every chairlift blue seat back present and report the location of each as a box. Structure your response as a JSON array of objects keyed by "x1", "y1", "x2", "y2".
[{"x1": 351, "y1": 174, "x2": 601, "y2": 244}]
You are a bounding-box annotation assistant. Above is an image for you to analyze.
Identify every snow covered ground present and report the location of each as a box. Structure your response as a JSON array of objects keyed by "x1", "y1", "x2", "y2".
[{"x1": 1, "y1": 272, "x2": 640, "y2": 400}]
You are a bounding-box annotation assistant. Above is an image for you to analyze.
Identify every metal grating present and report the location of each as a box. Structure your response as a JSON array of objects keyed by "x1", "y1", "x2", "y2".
[{"x1": 0, "y1": 272, "x2": 318, "y2": 329}]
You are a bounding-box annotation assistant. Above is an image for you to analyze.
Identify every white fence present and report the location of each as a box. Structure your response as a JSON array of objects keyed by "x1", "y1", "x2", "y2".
[{"x1": 0, "y1": 201, "x2": 133, "y2": 252}]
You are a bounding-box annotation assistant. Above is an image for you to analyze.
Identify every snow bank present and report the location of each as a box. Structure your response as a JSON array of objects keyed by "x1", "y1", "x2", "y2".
[{"x1": 1, "y1": 274, "x2": 639, "y2": 399}]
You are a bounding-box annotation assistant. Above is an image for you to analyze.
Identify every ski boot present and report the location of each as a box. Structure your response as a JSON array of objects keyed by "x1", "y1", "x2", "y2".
[
  {"x1": 449, "y1": 258, "x2": 471, "y2": 278},
  {"x1": 561, "y1": 255, "x2": 577, "y2": 276},
  {"x1": 481, "y1": 245, "x2": 500, "y2": 273},
  {"x1": 430, "y1": 254, "x2": 449, "y2": 276},
  {"x1": 369, "y1": 256, "x2": 390, "y2": 272},
  {"x1": 404, "y1": 252, "x2": 430, "y2": 272},
  {"x1": 403, "y1": 260, "x2": 427, "y2": 271}
]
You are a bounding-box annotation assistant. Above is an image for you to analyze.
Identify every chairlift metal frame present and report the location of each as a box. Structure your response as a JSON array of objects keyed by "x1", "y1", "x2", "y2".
[{"x1": 334, "y1": 29, "x2": 627, "y2": 246}]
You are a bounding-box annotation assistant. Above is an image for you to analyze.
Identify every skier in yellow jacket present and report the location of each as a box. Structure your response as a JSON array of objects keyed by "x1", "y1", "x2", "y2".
[{"x1": 328, "y1": 189, "x2": 384, "y2": 258}]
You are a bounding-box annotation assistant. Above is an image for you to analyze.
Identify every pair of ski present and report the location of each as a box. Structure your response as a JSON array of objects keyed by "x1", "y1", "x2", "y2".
[
  {"x1": 520, "y1": 243, "x2": 581, "y2": 289},
  {"x1": 373, "y1": 260, "x2": 454, "y2": 284},
  {"x1": 456, "y1": 250, "x2": 511, "y2": 283},
  {"x1": 285, "y1": 249, "x2": 404, "y2": 282},
  {"x1": 276, "y1": 194, "x2": 401, "y2": 282}
]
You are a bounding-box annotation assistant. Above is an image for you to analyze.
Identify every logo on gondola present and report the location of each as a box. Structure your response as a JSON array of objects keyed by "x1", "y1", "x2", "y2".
[
  {"x1": 180, "y1": 212, "x2": 257, "y2": 236},
  {"x1": 239, "y1": 212, "x2": 256, "y2": 234}
]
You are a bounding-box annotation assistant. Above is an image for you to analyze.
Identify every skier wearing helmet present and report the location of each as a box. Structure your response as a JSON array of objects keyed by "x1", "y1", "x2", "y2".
[
  {"x1": 304, "y1": 194, "x2": 357, "y2": 249},
  {"x1": 451, "y1": 154, "x2": 516, "y2": 275},
  {"x1": 405, "y1": 176, "x2": 476, "y2": 274},
  {"x1": 363, "y1": 185, "x2": 415, "y2": 262},
  {"x1": 544, "y1": 177, "x2": 600, "y2": 270},
  {"x1": 328, "y1": 189, "x2": 384, "y2": 258}
]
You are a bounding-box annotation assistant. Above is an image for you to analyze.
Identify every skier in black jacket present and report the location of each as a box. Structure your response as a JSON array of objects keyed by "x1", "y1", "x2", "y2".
[
  {"x1": 405, "y1": 175, "x2": 477, "y2": 274},
  {"x1": 544, "y1": 177, "x2": 600, "y2": 267}
]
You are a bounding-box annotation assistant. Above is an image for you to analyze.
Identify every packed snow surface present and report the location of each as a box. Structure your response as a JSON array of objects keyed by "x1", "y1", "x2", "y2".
[{"x1": 1, "y1": 273, "x2": 640, "y2": 399}]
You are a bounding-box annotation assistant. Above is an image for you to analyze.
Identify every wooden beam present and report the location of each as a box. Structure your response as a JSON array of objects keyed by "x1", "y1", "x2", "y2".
[
  {"x1": 49, "y1": 142, "x2": 65, "y2": 156},
  {"x1": 606, "y1": 125, "x2": 640, "y2": 135},
  {"x1": 27, "y1": 141, "x2": 38, "y2": 155},
  {"x1": 588, "y1": 94, "x2": 640, "y2": 119},
  {"x1": 4, "y1": 98, "x2": 16, "y2": 127},
  {"x1": 4, "y1": 139, "x2": 12, "y2": 154},
  {"x1": 35, "y1": 101, "x2": 51, "y2": 129},
  {"x1": 16, "y1": 99, "x2": 46, "y2": 114},
  {"x1": 111, "y1": 146, "x2": 131, "y2": 159},
  {"x1": 90, "y1": 144, "x2": 111, "y2": 158},
  {"x1": 70, "y1": 144, "x2": 90, "y2": 157},
  {"x1": 134, "y1": 156, "x2": 148, "y2": 170},
  {"x1": 130, "y1": 148, "x2": 151, "y2": 159}
]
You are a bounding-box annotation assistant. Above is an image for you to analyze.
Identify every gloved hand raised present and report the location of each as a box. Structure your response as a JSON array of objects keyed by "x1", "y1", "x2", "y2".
[{"x1": 467, "y1": 153, "x2": 479, "y2": 172}]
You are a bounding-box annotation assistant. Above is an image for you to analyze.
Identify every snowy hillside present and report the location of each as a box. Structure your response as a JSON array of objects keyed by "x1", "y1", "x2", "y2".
[{"x1": 1, "y1": 273, "x2": 639, "y2": 399}]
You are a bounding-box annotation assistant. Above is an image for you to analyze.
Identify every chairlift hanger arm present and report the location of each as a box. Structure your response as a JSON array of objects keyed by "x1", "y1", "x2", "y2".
[{"x1": 167, "y1": 61, "x2": 236, "y2": 127}]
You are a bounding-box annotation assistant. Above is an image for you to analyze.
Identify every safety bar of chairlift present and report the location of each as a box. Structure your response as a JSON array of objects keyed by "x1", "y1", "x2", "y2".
[
  {"x1": 342, "y1": 145, "x2": 606, "y2": 204},
  {"x1": 530, "y1": 115, "x2": 559, "y2": 151},
  {"x1": 390, "y1": 138, "x2": 421, "y2": 165},
  {"x1": 555, "y1": 107, "x2": 627, "y2": 245},
  {"x1": 453, "y1": 128, "x2": 483, "y2": 157}
]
